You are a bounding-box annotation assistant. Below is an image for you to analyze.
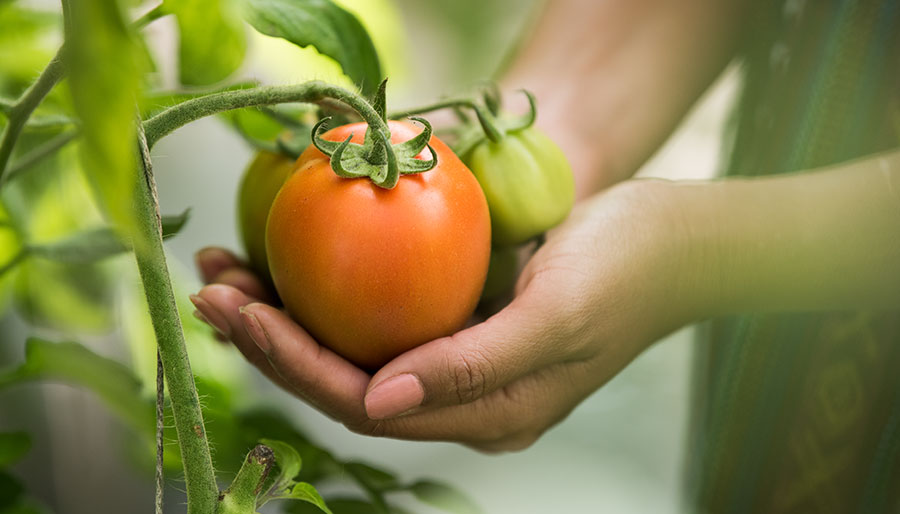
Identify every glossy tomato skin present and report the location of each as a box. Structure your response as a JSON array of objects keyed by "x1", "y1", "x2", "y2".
[
  {"x1": 463, "y1": 126, "x2": 575, "y2": 247},
  {"x1": 266, "y1": 120, "x2": 491, "y2": 369},
  {"x1": 237, "y1": 150, "x2": 297, "y2": 280}
]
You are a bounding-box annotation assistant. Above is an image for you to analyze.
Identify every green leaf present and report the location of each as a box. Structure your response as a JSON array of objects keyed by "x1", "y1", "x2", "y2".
[
  {"x1": 0, "y1": 433, "x2": 30, "y2": 467},
  {"x1": 163, "y1": 0, "x2": 247, "y2": 85},
  {"x1": 241, "y1": 0, "x2": 382, "y2": 96},
  {"x1": 0, "y1": 339, "x2": 154, "y2": 434},
  {"x1": 343, "y1": 462, "x2": 399, "y2": 493},
  {"x1": 0, "y1": 471, "x2": 24, "y2": 510},
  {"x1": 409, "y1": 480, "x2": 481, "y2": 514},
  {"x1": 260, "y1": 438, "x2": 303, "y2": 489},
  {"x1": 22, "y1": 208, "x2": 190, "y2": 262},
  {"x1": 13, "y1": 259, "x2": 115, "y2": 332},
  {"x1": 64, "y1": 0, "x2": 144, "y2": 236},
  {"x1": 285, "y1": 498, "x2": 379, "y2": 514},
  {"x1": 161, "y1": 208, "x2": 191, "y2": 239},
  {"x1": 282, "y1": 482, "x2": 333, "y2": 514},
  {"x1": 26, "y1": 227, "x2": 124, "y2": 263}
]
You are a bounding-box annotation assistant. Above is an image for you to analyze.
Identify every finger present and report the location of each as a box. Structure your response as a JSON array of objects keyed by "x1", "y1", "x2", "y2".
[
  {"x1": 195, "y1": 247, "x2": 244, "y2": 283},
  {"x1": 353, "y1": 359, "x2": 595, "y2": 452},
  {"x1": 238, "y1": 302, "x2": 371, "y2": 424},
  {"x1": 211, "y1": 267, "x2": 275, "y2": 304},
  {"x1": 192, "y1": 284, "x2": 293, "y2": 392},
  {"x1": 364, "y1": 277, "x2": 589, "y2": 420}
]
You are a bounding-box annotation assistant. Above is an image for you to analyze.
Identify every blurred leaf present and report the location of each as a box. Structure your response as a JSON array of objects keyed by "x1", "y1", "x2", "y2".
[
  {"x1": 22, "y1": 208, "x2": 190, "y2": 263},
  {"x1": 25, "y1": 227, "x2": 124, "y2": 263},
  {"x1": 0, "y1": 4, "x2": 59, "y2": 93},
  {"x1": 280, "y1": 482, "x2": 333, "y2": 514},
  {"x1": 0, "y1": 339, "x2": 154, "y2": 433},
  {"x1": 0, "y1": 433, "x2": 30, "y2": 468},
  {"x1": 241, "y1": 0, "x2": 382, "y2": 96},
  {"x1": 225, "y1": 108, "x2": 285, "y2": 144},
  {"x1": 409, "y1": 480, "x2": 481, "y2": 514},
  {"x1": 344, "y1": 462, "x2": 399, "y2": 493},
  {"x1": 13, "y1": 258, "x2": 114, "y2": 332},
  {"x1": 286, "y1": 498, "x2": 409, "y2": 514},
  {"x1": 0, "y1": 471, "x2": 24, "y2": 510},
  {"x1": 64, "y1": 0, "x2": 144, "y2": 236},
  {"x1": 162, "y1": 0, "x2": 247, "y2": 86}
]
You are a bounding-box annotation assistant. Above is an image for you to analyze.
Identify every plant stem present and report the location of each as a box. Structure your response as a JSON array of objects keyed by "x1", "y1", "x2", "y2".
[
  {"x1": 219, "y1": 445, "x2": 275, "y2": 514},
  {"x1": 388, "y1": 97, "x2": 503, "y2": 143},
  {"x1": 0, "y1": 47, "x2": 65, "y2": 184},
  {"x1": 2, "y1": 130, "x2": 80, "y2": 186},
  {"x1": 142, "y1": 81, "x2": 388, "y2": 149},
  {"x1": 155, "y1": 351, "x2": 164, "y2": 514},
  {"x1": 135, "y1": 124, "x2": 218, "y2": 514}
]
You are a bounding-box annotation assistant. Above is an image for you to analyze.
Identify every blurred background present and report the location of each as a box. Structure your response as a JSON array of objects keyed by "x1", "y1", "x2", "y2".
[{"x1": 0, "y1": 0, "x2": 738, "y2": 512}]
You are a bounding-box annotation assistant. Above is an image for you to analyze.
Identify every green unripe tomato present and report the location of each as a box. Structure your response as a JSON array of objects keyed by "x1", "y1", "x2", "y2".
[
  {"x1": 480, "y1": 245, "x2": 519, "y2": 302},
  {"x1": 463, "y1": 126, "x2": 575, "y2": 247},
  {"x1": 237, "y1": 151, "x2": 296, "y2": 279}
]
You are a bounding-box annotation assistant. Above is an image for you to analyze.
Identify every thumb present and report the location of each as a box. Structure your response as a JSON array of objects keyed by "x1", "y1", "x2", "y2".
[{"x1": 364, "y1": 278, "x2": 584, "y2": 420}]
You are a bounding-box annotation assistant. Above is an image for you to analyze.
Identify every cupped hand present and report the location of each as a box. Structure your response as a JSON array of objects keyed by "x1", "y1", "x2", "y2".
[{"x1": 191, "y1": 180, "x2": 700, "y2": 452}]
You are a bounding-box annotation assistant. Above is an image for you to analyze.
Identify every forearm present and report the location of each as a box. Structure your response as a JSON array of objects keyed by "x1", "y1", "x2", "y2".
[
  {"x1": 501, "y1": 0, "x2": 748, "y2": 196},
  {"x1": 677, "y1": 150, "x2": 900, "y2": 316}
]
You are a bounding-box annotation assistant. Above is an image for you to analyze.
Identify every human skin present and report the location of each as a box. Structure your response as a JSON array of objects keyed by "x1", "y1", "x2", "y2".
[{"x1": 191, "y1": 0, "x2": 900, "y2": 451}]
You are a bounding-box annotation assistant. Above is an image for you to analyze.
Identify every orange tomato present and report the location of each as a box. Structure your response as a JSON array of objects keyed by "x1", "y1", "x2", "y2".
[{"x1": 266, "y1": 120, "x2": 491, "y2": 369}]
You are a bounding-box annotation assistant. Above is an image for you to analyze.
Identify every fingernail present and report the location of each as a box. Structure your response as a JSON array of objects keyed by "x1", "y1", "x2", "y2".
[
  {"x1": 189, "y1": 294, "x2": 231, "y2": 337},
  {"x1": 365, "y1": 374, "x2": 425, "y2": 420},
  {"x1": 239, "y1": 306, "x2": 270, "y2": 354}
]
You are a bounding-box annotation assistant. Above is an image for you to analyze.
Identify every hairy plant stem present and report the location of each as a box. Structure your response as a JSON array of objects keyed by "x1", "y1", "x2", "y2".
[
  {"x1": 219, "y1": 445, "x2": 275, "y2": 514},
  {"x1": 143, "y1": 81, "x2": 388, "y2": 150},
  {"x1": 0, "y1": 47, "x2": 65, "y2": 185},
  {"x1": 135, "y1": 124, "x2": 218, "y2": 514}
]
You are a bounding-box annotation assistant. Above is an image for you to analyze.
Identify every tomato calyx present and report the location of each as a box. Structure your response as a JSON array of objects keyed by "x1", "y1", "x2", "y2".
[{"x1": 309, "y1": 79, "x2": 438, "y2": 189}]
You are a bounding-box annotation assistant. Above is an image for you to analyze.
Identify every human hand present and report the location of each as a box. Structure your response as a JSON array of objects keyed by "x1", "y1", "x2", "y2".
[{"x1": 192, "y1": 180, "x2": 702, "y2": 452}]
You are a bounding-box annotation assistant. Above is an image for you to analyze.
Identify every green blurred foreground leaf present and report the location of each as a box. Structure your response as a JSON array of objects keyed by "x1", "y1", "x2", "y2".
[{"x1": 64, "y1": 0, "x2": 144, "y2": 236}]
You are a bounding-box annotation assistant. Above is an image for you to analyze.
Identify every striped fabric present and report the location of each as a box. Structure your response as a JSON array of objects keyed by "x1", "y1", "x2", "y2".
[{"x1": 688, "y1": 1, "x2": 900, "y2": 513}]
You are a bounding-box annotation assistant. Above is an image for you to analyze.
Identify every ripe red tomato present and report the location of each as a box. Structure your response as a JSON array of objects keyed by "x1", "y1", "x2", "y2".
[{"x1": 266, "y1": 120, "x2": 491, "y2": 369}]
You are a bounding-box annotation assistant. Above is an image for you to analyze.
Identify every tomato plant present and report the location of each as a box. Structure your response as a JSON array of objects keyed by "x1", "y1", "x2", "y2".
[
  {"x1": 0, "y1": 1, "x2": 484, "y2": 513},
  {"x1": 266, "y1": 119, "x2": 491, "y2": 369}
]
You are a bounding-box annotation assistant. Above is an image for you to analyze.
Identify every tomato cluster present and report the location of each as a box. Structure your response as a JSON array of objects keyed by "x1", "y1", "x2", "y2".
[{"x1": 236, "y1": 92, "x2": 574, "y2": 368}]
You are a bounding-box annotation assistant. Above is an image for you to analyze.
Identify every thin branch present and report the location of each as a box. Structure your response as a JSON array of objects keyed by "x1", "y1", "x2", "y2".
[
  {"x1": 142, "y1": 81, "x2": 388, "y2": 149},
  {"x1": 0, "y1": 47, "x2": 66, "y2": 183},
  {"x1": 2, "y1": 130, "x2": 79, "y2": 186},
  {"x1": 155, "y1": 351, "x2": 164, "y2": 514}
]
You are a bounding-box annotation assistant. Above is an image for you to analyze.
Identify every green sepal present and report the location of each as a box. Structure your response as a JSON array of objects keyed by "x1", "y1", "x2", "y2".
[
  {"x1": 310, "y1": 116, "x2": 437, "y2": 189},
  {"x1": 372, "y1": 79, "x2": 388, "y2": 123}
]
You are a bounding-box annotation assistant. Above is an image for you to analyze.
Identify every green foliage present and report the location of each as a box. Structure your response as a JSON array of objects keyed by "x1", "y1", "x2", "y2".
[
  {"x1": 409, "y1": 481, "x2": 482, "y2": 514},
  {"x1": 162, "y1": 0, "x2": 247, "y2": 86},
  {"x1": 0, "y1": 1, "x2": 484, "y2": 512},
  {"x1": 0, "y1": 433, "x2": 30, "y2": 468},
  {"x1": 242, "y1": 0, "x2": 383, "y2": 96},
  {"x1": 0, "y1": 339, "x2": 155, "y2": 432},
  {"x1": 64, "y1": 0, "x2": 144, "y2": 236}
]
